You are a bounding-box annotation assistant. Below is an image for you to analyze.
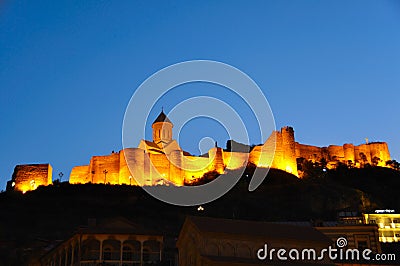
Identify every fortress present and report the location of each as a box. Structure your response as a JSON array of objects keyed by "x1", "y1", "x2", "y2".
[{"x1": 7, "y1": 111, "x2": 391, "y2": 192}]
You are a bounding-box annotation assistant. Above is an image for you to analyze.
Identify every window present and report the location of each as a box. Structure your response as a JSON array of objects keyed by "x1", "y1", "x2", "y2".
[
  {"x1": 81, "y1": 239, "x2": 100, "y2": 261},
  {"x1": 395, "y1": 234, "x2": 400, "y2": 237},
  {"x1": 103, "y1": 247, "x2": 112, "y2": 260},
  {"x1": 393, "y1": 219, "x2": 399, "y2": 223},
  {"x1": 122, "y1": 246, "x2": 133, "y2": 261},
  {"x1": 143, "y1": 248, "x2": 150, "y2": 262},
  {"x1": 143, "y1": 240, "x2": 161, "y2": 265},
  {"x1": 122, "y1": 241, "x2": 141, "y2": 264},
  {"x1": 370, "y1": 219, "x2": 376, "y2": 224}
]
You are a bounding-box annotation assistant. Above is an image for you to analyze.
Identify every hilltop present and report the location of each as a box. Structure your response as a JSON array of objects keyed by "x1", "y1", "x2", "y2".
[{"x1": 0, "y1": 166, "x2": 399, "y2": 264}]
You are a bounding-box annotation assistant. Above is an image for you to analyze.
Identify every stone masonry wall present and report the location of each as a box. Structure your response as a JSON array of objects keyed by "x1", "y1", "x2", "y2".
[
  {"x1": 13, "y1": 164, "x2": 52, "y2": 192},
  {"x1": 65, "y1": 129, "x2": 392, "y2": 185}
]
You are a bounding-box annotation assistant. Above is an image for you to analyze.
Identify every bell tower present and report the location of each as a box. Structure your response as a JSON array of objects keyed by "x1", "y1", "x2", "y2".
[{"x1": 152, "y1": 110, "x2": 173, "y2": 145}]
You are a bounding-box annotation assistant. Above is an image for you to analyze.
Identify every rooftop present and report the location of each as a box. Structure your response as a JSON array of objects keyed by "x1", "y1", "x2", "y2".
[
  {"x1": 152, "y1": 110, "x2": 172, "y2": 124},
  {"x1": 187, "y1": 216, "x2": 332, "y2": 244}
]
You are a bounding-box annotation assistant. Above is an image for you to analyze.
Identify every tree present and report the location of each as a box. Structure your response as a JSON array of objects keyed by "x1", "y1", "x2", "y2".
[
  {"x1": 320, "y1": 158, "x2": 328, "y2": 169},
  {"x1": 347, "y1": 160, "x2": 354, "y2": 168},
  {"x1": 386, "y1": 160, "x2": 400, "y2": 171},
  {"x1": 298, "y1": 159, "x2": 326, "y2": 179},
  {"x1": 185, "y1": 170, "x2": 220, "y2": 186},
  {"x1": 371, "y1": 156, "x2": 381, "y2": 167},
  {"x1": 359, "y1": 153, "x2": 368, "y2": 167}
]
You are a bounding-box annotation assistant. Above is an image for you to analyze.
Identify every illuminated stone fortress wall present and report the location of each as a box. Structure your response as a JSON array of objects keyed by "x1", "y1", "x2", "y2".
[
  {"x1": 295, "y1": 141, "x2": 390, "y2": 168},
  {"x1": 67, "y1": 111, "x2": 391, "y2": 186},
  {"x1": 7, "y1": 164, "x2": 52, "y2": 193},
  {"x1": 8, "y1": 111, "x2": 392, "y2": 191}
]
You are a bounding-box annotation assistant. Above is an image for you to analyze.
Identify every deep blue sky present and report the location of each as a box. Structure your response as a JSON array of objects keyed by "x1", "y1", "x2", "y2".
[{"x1": 1, "y1": 1, "x2": 399, "y2": 190}]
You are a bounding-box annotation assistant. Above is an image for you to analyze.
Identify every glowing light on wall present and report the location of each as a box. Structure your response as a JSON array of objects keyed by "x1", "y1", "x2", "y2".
[{"x1": 285, "y1": 165, "x2": 293, "y2": 174}]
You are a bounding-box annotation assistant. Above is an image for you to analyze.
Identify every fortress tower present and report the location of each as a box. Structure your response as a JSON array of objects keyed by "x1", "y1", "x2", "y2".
[
  {"x1": 281, "y1": 127, "x2": 298, "y2": 174},
  {"x1": 7, "y1": 164, "x2": 53, "y2": 193},
  {"x1": 343, "y1": 143, "x2": 355, "y2": 163},
  {"x1": 209, "y1": 143, "x2": 225, "y2": 174}
]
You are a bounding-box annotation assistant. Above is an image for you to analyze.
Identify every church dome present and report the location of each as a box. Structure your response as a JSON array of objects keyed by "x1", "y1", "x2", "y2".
[{"x1": 152, "y1": 110, "x2": 172, "y2": 124}]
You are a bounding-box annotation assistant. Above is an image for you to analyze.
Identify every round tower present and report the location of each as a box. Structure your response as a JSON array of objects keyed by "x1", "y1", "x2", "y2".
[
  {"x1": 369, "y1": 142, "x2": 391, "y2": 166},
  {"x1": 152, "y1": 110, "x2": 173, "y2": 145},
  {"x1": 343, "y1": 143, "x2": 355, "y2": 163},
  {"x1": 169, "y1": 150, "x2": 184, "y2": 186},
  {"x1": 281, "y1": 126, "x2": 298, "y2": 175},
  {"x1": 328, "y1": 145, "x2": 344, "y2": 161},
  {"x1": 209, "y1": 143, "x2": 225, "y2": 174}
]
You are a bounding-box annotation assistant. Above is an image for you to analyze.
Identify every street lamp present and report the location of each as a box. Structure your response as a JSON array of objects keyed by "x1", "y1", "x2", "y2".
[
  {"x1": 103, "y1": 169, "x2": 108, "y2": 184},
  {"x1": 58, "y1": 172, "x2": 64, "y2": 182}
]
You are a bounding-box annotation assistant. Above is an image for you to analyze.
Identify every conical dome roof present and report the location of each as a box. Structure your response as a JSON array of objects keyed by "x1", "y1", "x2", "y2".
[{"x1": 152, "y1": 110, "x2": 172, "y2": 124}]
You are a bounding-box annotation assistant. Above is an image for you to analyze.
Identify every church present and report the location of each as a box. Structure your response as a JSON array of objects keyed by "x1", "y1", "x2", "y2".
[{"x1": 69, "y1": 110, "x2": 231, "y2": 186}]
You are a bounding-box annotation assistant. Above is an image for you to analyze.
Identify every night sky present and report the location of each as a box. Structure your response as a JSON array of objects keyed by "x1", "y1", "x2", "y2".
[{"x1": 1, "y1": 1, "x2": 399, "y2": 190}]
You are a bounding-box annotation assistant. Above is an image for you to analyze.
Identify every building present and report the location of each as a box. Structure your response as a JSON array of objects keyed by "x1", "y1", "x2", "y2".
[
  {"x1": 364, "y1": 211, "x2": 400, "y2": 243},
  {"x1": 7, "y1": 164, "x2": 52, "y2": 193},
  {"x1": 40, "y1": 217, "x2": 164, "y2": 266},
  {"x1": 316, "y1": 225, "x2": 381, "y2": 253},
  {"x1": 270, "y1": 220, "x2": 381, "y2": 254},
  {"x1": 177, "y1": 216, "x2": 334, "y2": 265},
  {"x1": 68, "y1": 110, "x2": 258, "y2": 186},
  {"x1": 177, "y1": 217, "x2": 384, "y2": 266},
  {"x1": 8, "y1": 110, "x2": 392, "y2": 191}
]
